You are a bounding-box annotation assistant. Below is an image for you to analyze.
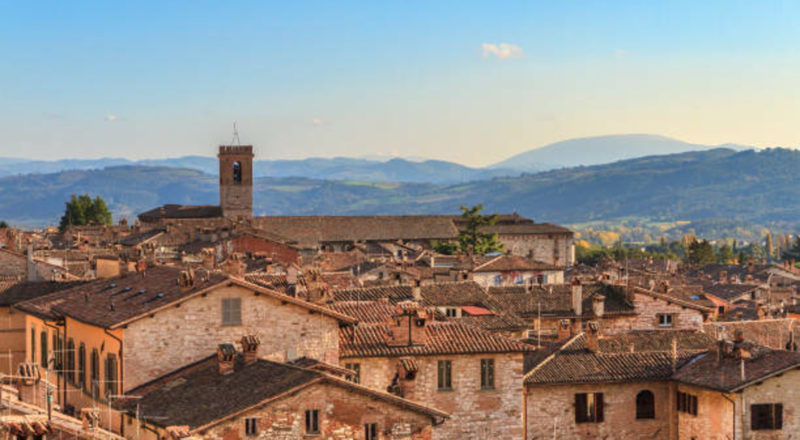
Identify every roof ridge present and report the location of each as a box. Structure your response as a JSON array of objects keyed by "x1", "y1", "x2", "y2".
[{"x1": 523, "y1": 332, "x2": 584, "y2": 381}]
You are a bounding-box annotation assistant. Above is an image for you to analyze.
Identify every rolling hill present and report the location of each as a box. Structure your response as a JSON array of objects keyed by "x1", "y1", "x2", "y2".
[
  {"x1": 490, "y1": 134, "x2": 751, "y2": 171},
  {"x1": 3, "y1": 148, "x2": 800, "y2": 237}
]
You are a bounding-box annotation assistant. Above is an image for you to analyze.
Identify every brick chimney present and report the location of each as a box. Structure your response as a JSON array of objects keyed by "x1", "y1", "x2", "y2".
[
  {"x1": 387, "y1": 302, "x2": 428, "y2": 347},
  {"x1": 718, "y1": 270, "x2": 728, "y2": 285},
  {"x1": 585, "y1": 321, "x2": 600, "y2": 353},
  {"x1": 223, "y1": 255, "x2": 247, "y2": 277},
  {"x1": 571, "y1": 279, "x2": 583, "y2": 317},
  {"x1": 178, "y1": 268, "x2": 195, "y2": 290},
  {"x1": 556, "y1": 319, "x2": 572, "y2": 342},
  {"x1": 240, "y1": 335, "x2": 260, "y2": 365},
  {"x1": 592, "y1": 294, "x2": 605, "y2": 318},
  {"x1": 217, "y1": 343, "x2": 236, "y2": 375},
  {"x1": 411, "y1": 279, "x2": 422, "y2": 301},
  {"x1": 80, "y1": 408, "x2": 99, "y2": 430}
]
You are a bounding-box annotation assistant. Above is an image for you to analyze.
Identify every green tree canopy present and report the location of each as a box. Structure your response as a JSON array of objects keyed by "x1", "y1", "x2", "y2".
[
  {"x1": 456, "y1": 204, "x2": 505, "y2": 255},
  {"x1": 781, "y1": 235, "x2": 800, "y2": 261},
  {"x1": 686, "y1": 239, "x2": 715, "y2": 266},
  {"x1": 0, "y1": 220, "x2": 8, "y2": 228},
  {"x1": 59, "y1": 194, "x2": 112, "y2": 230}
]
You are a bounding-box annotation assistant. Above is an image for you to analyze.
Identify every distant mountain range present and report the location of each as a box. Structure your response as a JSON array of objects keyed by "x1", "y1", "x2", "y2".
[
  {"x1": 0, "y1": 134, "x2": 754, "y2": 182},
  {"x1": 0, "y1": 156, "x2": 515, "y2": 185},
  {"x1": 3, "y1": 147, "x2": 800, "y2": 234},
  {"x1": 490, "y1": 134, "x2": 751, "y2": 171}
]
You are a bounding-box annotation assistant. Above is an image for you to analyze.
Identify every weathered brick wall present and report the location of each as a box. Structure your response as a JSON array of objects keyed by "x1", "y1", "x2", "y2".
[
  {"x1": 123, "y1": 284, "x2": 340, "y2": 390},
  {"x1": 499, "y1": 234, "x2": 574, "y2": 266},
  {"x1": 472, "y1": 270, "x2": 564, "y2": 287},
  {"x1": 526, "y1": 381, "x2": 672, "y2": 440},
  {"x1": 608, "y1": 293, "x2": 706, "y2": 334},
  {"x1": 199, "y1": 381, "x2": 434, "y2": 440},
  {"x1": 347, "y1": 353, "x2": 524, "y2": 440},
  {"x1": 676, "y1": 384, "x2": 733, "y2": 440},
  {"x1": 738, "y1": 369, "x2": 800, "y2": 440}
]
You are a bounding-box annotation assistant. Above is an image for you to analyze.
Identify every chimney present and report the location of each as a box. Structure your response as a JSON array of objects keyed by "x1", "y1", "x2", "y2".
[
  {"x1": 740, "y1": 359, "x2": 746, "y2": 382},
  {"x1": 571, "y1": 279, "x2": 583, "y2": 317},
  {"x1": 202, "y1": 251, "x2": 215, "y2": 270},
  {"x1": 80, "y1": 408, "x2": 99, "y2": 430},
  {"x1": 733, "y1": 329, "x2": 744, "y2": 343},
  {"x1": 411, "y1": 279, "x2": 422, "y2": 301},
  {"x1": 217, "y1": 343, "x2": 236, "y2": 375},
  {"x1": 556, "y1": 319, "x2": 572, "y2": 342},
  {"x1": 240, "y1": 335, "x2": 260, "y2": 365},
  {"x1": 585, "y1": 322, "x2": 600, "y2": 353},
  {"x1": 719, "y1": 270, "x2": 728, "y2": 284},
  {"x1": 592, "y1": 294, "x2": 605, "y2": 318},
  {"x1": 223, "y1": 255, "x2": 247, "y2": 277},
  {"x1": 178, "y1": 269, "x2": 195, "y2": 290},
  {"x1": 387, "y1": 302, "x2": 427, "y2": 347}
]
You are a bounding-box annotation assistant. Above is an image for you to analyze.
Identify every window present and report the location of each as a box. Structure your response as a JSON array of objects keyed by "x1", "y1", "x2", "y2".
[
  {"x1": 751, "y1": 404, "x2": 782, "y2": 430},
  {"x1": 537, "y1": 275, "x2": 545, "y2": 285},
  {"x1": 636, "y1": 390, "x2": 655, "y2": 419},
  {"x1": 480, "y1": 359, "x2": 495, "y2": 389},
  {"x1": 30, "y1": 328, "x2": 36, "y2": 363},
  {"x1": 78, "y1": 344, "x2": 86, "y2": 390},
  {"x1": 444, "y1": 307, "x2": 458, "y2": 318},
  {"x1": 657, "y1": 314, "x2": 674, "y2": 328},
  {"x1": 90, "y1": 349, "x2": 100, "y2": 398},
  {"x1": 364, "y1": 423, "x2": 377, "y2": 440},
  {"x1": 232, "y1": 161, "x2": 242, "y2": 184},
  {"x1": 575, "y1": 393, "x2": 604, "y2": 423},
  {"x1": 515, "y1": 275, "x2": 524, "y2": 285},
  {"x1": 345, "y1": 363, "x2": 360, "y2": 384},
  {"x1": 222, "y1": 298, "x2": 242, "y2": 326},
  {"x1": 66, "y1": 339, "x2": 75, "y2": 382},
  {"x1": 493, "y1": 275, "x2": 502, "y2": 286},
  {"x1": 52, "y1": 334, "x2": 59, "y2": 371},
  {"x1": 105, "y1": 354, "x2": 118, "y2": 398},
  {"x1": 40, "y1": 330, "x2": 48, "y2": 369},
  {"x1": 305, "y1": 410, "x2": 319, "y2": 435},
  {"x1": 437, "y1": 360, "x2": 452, "y2": 390},
  {"x1": 676, "y1": 391, "x2": 698, "y2": 416},
  {"x1": 245, "y1": 418, "x2": 258, "y2": 436}
]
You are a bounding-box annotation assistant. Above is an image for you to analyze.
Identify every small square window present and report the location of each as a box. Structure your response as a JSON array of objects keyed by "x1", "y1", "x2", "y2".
[
  {"x1": 657, "y1": 314, "x2": 674, "y2": 328},
  {"x1": 575, "y1": 392, "x2": 604, "y2": 423},
  {"x1": 345, "y1": 363, "x2": 360, "y2": 384},
  {"x1": 245, "y1": 418, "x2": 258, "y2": 436},
  {"x1": 751, "y1": 403, "x2": 782, "y2": 430}
]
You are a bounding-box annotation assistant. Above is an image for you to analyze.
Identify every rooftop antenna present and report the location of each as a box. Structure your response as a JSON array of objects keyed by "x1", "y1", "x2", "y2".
[{"x1": 231, "y1": 121, "x2": 242, "y2": 146}]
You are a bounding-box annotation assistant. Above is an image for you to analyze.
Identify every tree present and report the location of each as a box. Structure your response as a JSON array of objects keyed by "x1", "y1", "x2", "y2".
[
  {"x1": 781, "y1": 235, "x2": 800, "y2": 262},
  {"x1": 716, "y1": 244, "x2": 734, "y2": 263},
  {"x1": 59, "y1": 194, "x2": 113, "y2": 230},
  {"x1": 456, "y1": 204, "x2": 505, "y2": 255},
  {"x1": 431, "y1": 240, "x2": 459, "y2": 255},
  {"x1": 765, "y1": 232, "x2": 774, "y2": 260},
  {"x1": 0, "y1": 221, "x2": 8, "y2": 228},
  {"x1": 686, "y1": 239, "x2": 714, "y2": 266}
]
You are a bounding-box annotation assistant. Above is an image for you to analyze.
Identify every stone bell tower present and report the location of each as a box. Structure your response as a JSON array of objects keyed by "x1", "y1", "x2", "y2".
[{"x1": 218, "y1": 145, "x2": 254, "y2": 219}]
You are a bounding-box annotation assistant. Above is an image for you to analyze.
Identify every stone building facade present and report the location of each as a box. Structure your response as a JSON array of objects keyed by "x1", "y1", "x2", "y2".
[{"x1": 218, "y1": 145, "x2": 254, "y2": 220}]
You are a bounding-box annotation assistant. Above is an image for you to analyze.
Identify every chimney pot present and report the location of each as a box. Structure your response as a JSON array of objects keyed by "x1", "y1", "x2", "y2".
[
  {"x1": 592, "y1": 294, "x2": 605, "y2": 318},
  {"x1": 571, "y1": 279, "x2": 583, "y2": 317},
  {"x1": 240, "y1": 335, "x2": 260, "y2": 365},
  {"x1": 585, "y1": 321, "x2": 600, "y2": 353},
  {"x1": 217, "y1": 344, "x2": 236, "y2": 375}
]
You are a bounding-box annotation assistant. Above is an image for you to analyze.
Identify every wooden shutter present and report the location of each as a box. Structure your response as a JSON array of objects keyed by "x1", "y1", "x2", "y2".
[
  {"x1": 596, "y1": 393, "x2": 604, "y2": 422},
  {"x1": 575, "y1": 394, "x2": 586, "y2": 423},
  {"x1": 774, "y1": 404, "x2": 783, "y2": 429}
]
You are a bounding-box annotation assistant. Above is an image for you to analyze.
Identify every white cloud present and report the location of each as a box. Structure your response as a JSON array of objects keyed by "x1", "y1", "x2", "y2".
[
  {"x1": 312, "y1": 117, "x2": 324, "y2": 126},
  {"x1": 480, "y1": 43, "x2": 524, "y2": 60},
  {"x1": 105, "y1": 114, "x2": 118, "y2": 122}
]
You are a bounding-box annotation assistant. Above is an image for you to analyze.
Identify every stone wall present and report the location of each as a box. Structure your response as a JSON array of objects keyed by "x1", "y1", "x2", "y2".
[
  {"x1": 676, "y1": 384, "x2": 733, "y2": 440},
  {"x1": 499, "y1": 233, "x2": 574, "y2": 266},
  {"x1": 198, "y1": 381, "x2": 434, "y2": 440},
  {"x1": 123, "y1": 284, "x2": 340, "y2": 390},
  {"x1": 525, "y1": 381, "x2": 672, "y2": 440},
  {"x1": 346, "y1": 353, "x2": 524, "y2": 440},
  {"x1": 738, "y1": 369, "x2": 800, "y2": 440}
]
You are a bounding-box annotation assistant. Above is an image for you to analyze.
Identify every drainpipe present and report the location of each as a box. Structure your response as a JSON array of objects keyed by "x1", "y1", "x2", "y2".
[
  {"x1": 62, "y1": 319, "x2": 68, "y2": 407},
  {"x1": 721, "y1": 393, "x2": 736, "y2": 440}
]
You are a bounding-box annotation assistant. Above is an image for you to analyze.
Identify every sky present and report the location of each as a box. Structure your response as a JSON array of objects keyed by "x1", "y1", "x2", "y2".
[{"x1": 1, "y1": 1, "x2": 799, "y2": 167}]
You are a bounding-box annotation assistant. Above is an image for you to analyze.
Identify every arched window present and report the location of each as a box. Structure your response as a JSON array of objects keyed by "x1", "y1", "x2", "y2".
[
  {"x1": 66, "y1": 339, "x2": 75, "y2": 383},
  {"x1": 90, "y1": 349, "x2": 100, "y2": 399},
  {"x1": 636, "y1": 390, "x2": 655, "y2": 419},
  {"x1": 233, "y1": 161, "x2": 242, "y2": 184},
  {"x1": 40, "y1": 330, "x2": 48, "y2": 369},
  {"x1": 78, "y1": 344, "x2": 86, "y2": 390}
]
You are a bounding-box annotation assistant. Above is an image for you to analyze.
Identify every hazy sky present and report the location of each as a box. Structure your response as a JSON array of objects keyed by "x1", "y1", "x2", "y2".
[{"x1": 1, "y1": 1, "x2": 798, "y2": 166}]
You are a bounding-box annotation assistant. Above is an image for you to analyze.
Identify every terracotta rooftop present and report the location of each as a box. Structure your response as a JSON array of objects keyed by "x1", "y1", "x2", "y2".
[
  {"x1": 487, "y1": 284, "x2": 635, "y2": 319},
  {"x1": 672, "y1": 342, "x2": 800, "y2": 392},
  {"x1": 253, "y1": 215, "x2": 459, "y2": 247},
  {"x1": 468, "y1": 254, "x2": 563, "y2": 272},
  {"x1": 340, "y1": 321, "x2": 530, "y2": 358},
  {"x1": 116, "y1": 354, "x2": 447, "y2": 430},
  {"x1": 701, "y1": 283, "x2": 760, "y2": 301},
  {"x1": 0, "y1": 281, "x2": 87, "y2": 307},
  {"x1": 138, "y1": 204, "x2": 222, "y2": 222},
  {"x1": 525, "y1": 330, "x2": 714, "y2": 385}
]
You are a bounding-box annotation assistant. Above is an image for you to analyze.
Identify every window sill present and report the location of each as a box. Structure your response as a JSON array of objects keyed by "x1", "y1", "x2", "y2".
[
  {"x1": 480, "y1": 386, "x2": 496, "y2": 391},
  {"x1": 437, "y1": 388, "x2": 454, "y2": 392}
]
